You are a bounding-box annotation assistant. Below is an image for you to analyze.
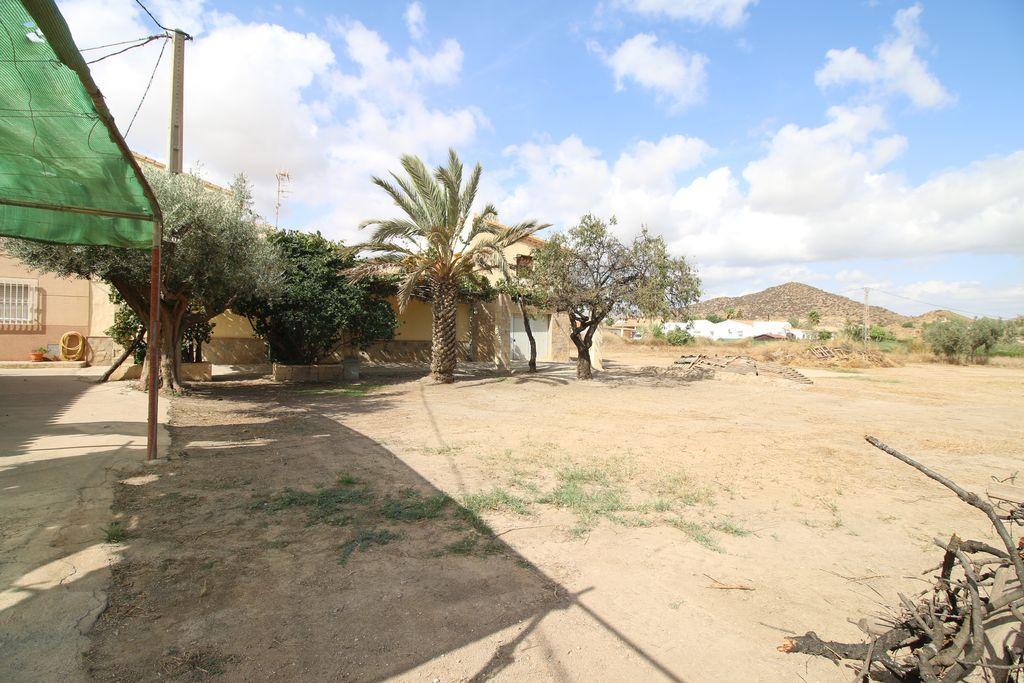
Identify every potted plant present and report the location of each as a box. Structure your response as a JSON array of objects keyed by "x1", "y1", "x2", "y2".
[{"x1": 29, "y1": 346, "x2": 48, "y2": 362}]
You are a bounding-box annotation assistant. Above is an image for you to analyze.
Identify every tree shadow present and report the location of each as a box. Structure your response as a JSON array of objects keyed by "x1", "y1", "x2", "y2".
[{"x1": 81, "y1": 381, "x2": 686, "y2": 682}]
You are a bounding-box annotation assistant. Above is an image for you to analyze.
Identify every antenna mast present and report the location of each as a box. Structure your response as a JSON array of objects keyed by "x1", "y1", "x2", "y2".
[{"x1": 274, "y1": 170, "x2": 291, "y2": 228}]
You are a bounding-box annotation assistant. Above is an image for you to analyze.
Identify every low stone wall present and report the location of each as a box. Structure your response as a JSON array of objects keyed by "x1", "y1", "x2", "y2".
[
  {"x1": 112, "y1": 362, "x2": 212, "y2": 382},
  {"x1": 272, "y1": 363, "x2": 349, "y2": 383}
]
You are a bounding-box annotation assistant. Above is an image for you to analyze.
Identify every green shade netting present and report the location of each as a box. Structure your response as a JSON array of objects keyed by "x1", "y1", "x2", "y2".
[{"x1": 0, "y1": 0, "x2": 157, "y2": 248}]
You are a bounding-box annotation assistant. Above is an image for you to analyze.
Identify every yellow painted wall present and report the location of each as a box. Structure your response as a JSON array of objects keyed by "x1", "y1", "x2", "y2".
[
  {"x1": 0, "y1": 251, "x2": 91, "y2": 360},
  {"x1": 211, "y1": 311, "x2": 256, "y2": 337},
  {"x1": 88, "y1": 280, "x2": 117, "y2": 336}
]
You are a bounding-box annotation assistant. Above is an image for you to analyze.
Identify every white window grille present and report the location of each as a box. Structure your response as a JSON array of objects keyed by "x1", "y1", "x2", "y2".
[{"x1": 0, "y1": 278, "x2": 37, "y2": 324}]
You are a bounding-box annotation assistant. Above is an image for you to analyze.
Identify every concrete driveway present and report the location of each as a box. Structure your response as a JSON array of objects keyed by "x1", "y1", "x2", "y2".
[{"x1": 0, "y1": 370, "x2": 167, "y2": 682}]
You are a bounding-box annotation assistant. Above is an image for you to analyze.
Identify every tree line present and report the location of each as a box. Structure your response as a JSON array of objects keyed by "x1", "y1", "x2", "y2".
[{"x1": 3, "y1": 148, "x2": 701, "y2": 387}]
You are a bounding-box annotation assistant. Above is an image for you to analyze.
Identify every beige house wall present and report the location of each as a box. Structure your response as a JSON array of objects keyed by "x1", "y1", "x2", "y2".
[{"x1": 0, "y1": 252, "x2": 92, "y2": 361}]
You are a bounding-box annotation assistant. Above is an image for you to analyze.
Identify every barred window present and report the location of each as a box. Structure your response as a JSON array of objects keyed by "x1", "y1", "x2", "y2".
[{"x1": 0, "y1": 279, "x2": 36, "y2": 323}]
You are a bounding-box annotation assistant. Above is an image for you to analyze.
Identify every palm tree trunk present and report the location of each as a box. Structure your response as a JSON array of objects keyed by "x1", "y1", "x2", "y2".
[{"x1": 431, "y1": 279, "x2": 458, "y2": 383}]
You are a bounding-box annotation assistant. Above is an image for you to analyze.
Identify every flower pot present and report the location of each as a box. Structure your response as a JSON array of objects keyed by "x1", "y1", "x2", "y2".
[{"x1": 29, "y1": 352, "x2": 46, "y2": 362}]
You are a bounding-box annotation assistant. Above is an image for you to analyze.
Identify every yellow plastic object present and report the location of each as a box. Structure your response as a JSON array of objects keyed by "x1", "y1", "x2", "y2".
[{"x1": 60, "y1": 331, "x2": 86, "y2": 361}]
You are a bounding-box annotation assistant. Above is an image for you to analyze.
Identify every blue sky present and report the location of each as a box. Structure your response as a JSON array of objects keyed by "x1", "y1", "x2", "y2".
[{"x1": 63, "y1": 0, "x2": 1024, "y2": 316}]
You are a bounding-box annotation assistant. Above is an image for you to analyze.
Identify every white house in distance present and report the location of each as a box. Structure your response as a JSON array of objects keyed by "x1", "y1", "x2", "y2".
[{"x1": 663, "y1": 319, "x2": 814, "y2": 341}]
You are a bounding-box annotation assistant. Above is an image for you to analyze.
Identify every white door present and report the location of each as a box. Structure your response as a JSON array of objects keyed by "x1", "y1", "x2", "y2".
[{"x1": 511, "y1": 314, "x2": 550, "y2": 361}]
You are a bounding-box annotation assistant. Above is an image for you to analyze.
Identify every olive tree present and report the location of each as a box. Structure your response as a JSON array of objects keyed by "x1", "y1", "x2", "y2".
[
  {"x1": 530, "y1": 215, "x2": 700, "y2": 379},
  {"x1": 2, "y1": 169, "x2": 281, "y2": 392}
]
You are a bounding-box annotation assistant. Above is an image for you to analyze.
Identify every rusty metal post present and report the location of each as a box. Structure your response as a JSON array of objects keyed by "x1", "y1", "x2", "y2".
[{"x1": 145, "y1": 227, "x2": 161, "y2": 460}]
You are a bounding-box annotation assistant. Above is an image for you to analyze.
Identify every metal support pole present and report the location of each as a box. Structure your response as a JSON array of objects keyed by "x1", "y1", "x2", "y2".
[
  {"x1": 145, "y1": 226, "x2": 161, "y2": 461},
  {"x1": 145, "y1": 29, "x2": 184, "y2": 461}
]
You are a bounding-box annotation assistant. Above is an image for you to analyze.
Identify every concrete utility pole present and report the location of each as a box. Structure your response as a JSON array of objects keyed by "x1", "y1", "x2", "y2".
[
  {"x1": 167, "y1": 30, "x2": 185, "y2": 174},
  {"x1": 862, "y1": 287, "x2": 870, "y2": 347}
]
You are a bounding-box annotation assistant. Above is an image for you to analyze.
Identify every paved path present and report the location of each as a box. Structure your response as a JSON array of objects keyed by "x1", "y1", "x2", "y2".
[{"x1": 0, "y1": 371, "x2": 167, "y2": 682}]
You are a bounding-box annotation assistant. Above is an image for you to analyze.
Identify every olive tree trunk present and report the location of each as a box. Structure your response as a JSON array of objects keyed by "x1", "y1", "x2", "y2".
[
  {"x1": 518, "y1": 298, "x2": 537, "y2": 372},
  {"x1": 134, "y1": 300, "x2": 193, "y2": 394},
  {"x1": 430, "y1": 279, "x2": 459, "y2": 383},
  {"x1": 568, "y1": 315, "x2": 600, "y2": 380}
]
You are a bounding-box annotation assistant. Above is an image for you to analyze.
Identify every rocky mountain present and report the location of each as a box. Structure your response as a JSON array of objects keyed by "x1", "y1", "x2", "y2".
[{"x1": 691, "y1": 282, "x2": 907, "y2": 326}]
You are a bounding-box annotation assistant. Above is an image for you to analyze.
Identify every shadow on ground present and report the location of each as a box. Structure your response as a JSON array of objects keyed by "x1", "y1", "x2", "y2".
[{"x1": 84, "y1": 380, "x2": 684, "y2": 681}]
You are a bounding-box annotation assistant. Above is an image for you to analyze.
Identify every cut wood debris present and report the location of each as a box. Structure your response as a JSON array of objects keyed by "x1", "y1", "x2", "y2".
[
  {"x1": 780, "y1": 436, "x2": 1024, "y2": 681},
  {"x1": 673, "y1": 354, "x2": 814, "y2": 385}
]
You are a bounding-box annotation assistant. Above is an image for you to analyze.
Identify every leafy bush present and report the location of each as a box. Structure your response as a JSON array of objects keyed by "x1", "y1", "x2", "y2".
[
  {"x1": 817, "y1": 330, "x2": 833, "y2": 341},
  {"x1": 649, "y1": 323, "x2": 665, "y2": 339},
  {"x1": 902, "y1": 321, "x2": 915, "y2": 328},
  {"x1": 666, "y1": 329, "x2": 692, "y2": 346},
  {"x1": 236, "y1": 230, "x2": 396, "y2": 365},
  {"x1": 787, "y1": 317, "x2": 801, "y2": 329},
  {"x1": 843, "y1": 321, "x2": 865, "y2": 342},
  {"x1": 807, "y1": 311, "x2": 821, "y2": 327},
  {"x1": 922, "y1": 318, "x2": 1009, "y2": 362},
  {"x1": 706, "y1": 314, "x2": 724, "y2": 324},
  {"x1": 869, "y1": 325, "x2": 895, "y2": 342},
  {"x1": 924, "y1": 320, "x2": 969, "y2": 360}
]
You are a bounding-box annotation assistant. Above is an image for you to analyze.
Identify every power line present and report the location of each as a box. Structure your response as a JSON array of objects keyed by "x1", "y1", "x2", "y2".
[
  {"x1": 869, "y1": 288, "x2": 991, "y2": 319},
  {"x1": 125, "y1": 37, "x2": 167, "y2": 138},
  {"x1": 134, "y1": 0, "x2": 171, "y2": 33},
  {"x1": 86, "y1": 34, "x2": 165, "y2": 64},
  {"x1": 837, "y1": 284, "x2": 995, "y2": 318},
  {"x1": 134, "y1": 0, "x2": 193, "y2": 40},
  {"x1": 79, "y1": 35, "x2": 162, "y2": 52}
]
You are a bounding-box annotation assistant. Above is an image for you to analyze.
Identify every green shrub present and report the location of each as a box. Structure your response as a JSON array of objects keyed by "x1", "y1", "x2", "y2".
[
  {"x1": 902, "y1": 321, "x2": 915, "y2": 328},
  {"x1": 787, "y1": 317, "x2": 801, "y2": 329},
  {"x1": 706, "y1": 314, "x2": 724, "y2": 324},
  {"x1": 235, "y1": 230, "x2": 396, "y2": 365},
  {"x1": 666, "y1": 329, "x2": 692, "y2": 346},
  {"x1": 869, "y1": 325, "x2": 895, "y2": 342},
  {"x1": 924, "y1": 318, "x2": 1010, "y2": 362},
  {"x1": 817, "y1": 330, "x2": 833, "y2": 341},
  {"x1": 924, "y1": 320, "x2": 968, "y2": 360}
]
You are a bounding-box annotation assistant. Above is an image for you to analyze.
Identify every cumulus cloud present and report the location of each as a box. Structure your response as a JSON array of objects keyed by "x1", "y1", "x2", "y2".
[
  {"x1": 61, "y1": 0, "x2": 481, "y2": 240},
  {"x1": 494, "y1": 108, "x2": 1024, "y2": 269},
  {"x1": 404, "y1": 2, "x2": 426, "y2": 40},
  {"x1": 498, "y1": 134, "x2": 711, "y2": 231},
  {"x1": 614, "y1": 0, "x2": 757, "y2": 28},
  {"x1": 594, "y1": 33, "x2": 708, "y2": 112},
  {"x1": 815, "y1": 4, "x2": 953, "y2": 108}
]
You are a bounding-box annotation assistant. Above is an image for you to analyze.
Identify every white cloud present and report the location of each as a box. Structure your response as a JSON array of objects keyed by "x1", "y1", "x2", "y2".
[
  {"x1": 595, "y1": 33, "x2": 708, "y2": 112},
  {"x1": 404, "y1": 2, "x2": 426, "y2": 41},
  {"x1": 815, "y1": 4, "x2": 953, "y2": 108},
  {"x1": 494, "y1": 109, "x2": 1024, "y2": 269},
  {"x1": 61, "y1": 1, "x2": 481, "y2": 240},
  {"x1": 498, "y1": 134, "x2": 711, "y2": 231},
  {"x1": 614, "y1": 0, "x2": 757, "y2": 28}
]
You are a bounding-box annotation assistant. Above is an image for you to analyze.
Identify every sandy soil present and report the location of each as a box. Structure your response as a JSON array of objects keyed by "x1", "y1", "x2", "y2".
[{"x1": 86, "y1": 350, "x2": 1024, "y2": 681}]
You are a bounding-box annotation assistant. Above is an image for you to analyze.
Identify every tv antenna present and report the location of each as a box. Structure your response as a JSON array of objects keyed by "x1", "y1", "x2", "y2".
[{"x1": 274, "y1": 170, "x2": 291, "y2": 228}]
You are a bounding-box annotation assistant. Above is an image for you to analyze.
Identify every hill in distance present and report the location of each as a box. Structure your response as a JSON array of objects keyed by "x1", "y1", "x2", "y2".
[{"x1": 691, "y1": 282, "x2": 908, "y2": 326}]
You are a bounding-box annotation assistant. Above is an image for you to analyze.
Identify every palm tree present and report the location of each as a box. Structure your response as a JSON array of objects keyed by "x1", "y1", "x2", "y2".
[{"x1": 355, "y1": 149, "x2": 549, "y2": 383}]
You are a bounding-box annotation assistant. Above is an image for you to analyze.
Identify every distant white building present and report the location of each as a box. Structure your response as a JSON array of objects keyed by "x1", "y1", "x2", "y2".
[{"x1": 664, "y1": 319, "x2": 813, "y2": 341}]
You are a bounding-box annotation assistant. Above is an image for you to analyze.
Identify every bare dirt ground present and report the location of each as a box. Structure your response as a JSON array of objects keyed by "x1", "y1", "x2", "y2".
[{"x1": 86, "y1": 348, "x2": 1024, "y2": 681}]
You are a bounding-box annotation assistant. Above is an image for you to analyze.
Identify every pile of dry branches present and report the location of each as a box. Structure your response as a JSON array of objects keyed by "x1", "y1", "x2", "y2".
[{"x1": 780, "y1": 436, "x2": 1024, "y2": 682}]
